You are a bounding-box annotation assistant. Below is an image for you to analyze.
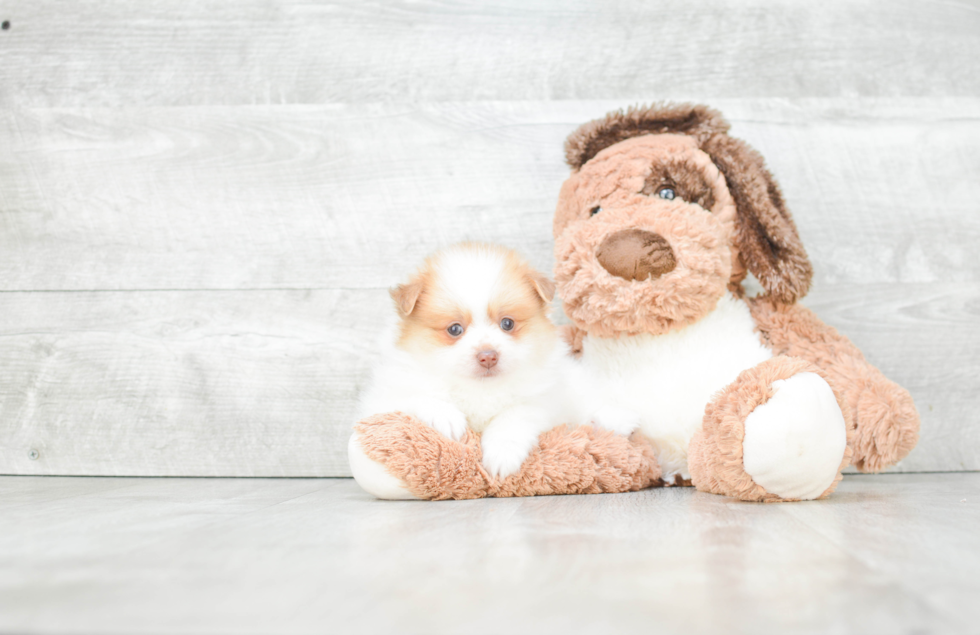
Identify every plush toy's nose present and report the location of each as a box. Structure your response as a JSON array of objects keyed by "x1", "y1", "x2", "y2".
[{"x1": 596, "y1": 228, "x2": 676, "y2": 281}]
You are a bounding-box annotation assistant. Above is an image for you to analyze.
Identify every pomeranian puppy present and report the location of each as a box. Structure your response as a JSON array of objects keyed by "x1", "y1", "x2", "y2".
[{"x1": 358, "y1": 242, "x2": 575, "y2": 478}]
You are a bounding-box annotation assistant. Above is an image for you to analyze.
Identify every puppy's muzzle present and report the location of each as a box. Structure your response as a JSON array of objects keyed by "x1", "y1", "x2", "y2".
[{"x1": 596, "y1": 229, "x2": 676, "y2": 281}]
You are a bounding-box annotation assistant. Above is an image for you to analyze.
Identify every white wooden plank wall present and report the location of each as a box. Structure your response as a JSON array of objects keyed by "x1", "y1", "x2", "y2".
[{"x1": 1, "y1": 1, "x2": 978, "y2": 476}]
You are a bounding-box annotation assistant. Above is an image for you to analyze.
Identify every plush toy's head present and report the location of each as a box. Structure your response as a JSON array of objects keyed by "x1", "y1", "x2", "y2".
[{"x1": 554, "y1": 103, "x2": 812, "y2": 337}]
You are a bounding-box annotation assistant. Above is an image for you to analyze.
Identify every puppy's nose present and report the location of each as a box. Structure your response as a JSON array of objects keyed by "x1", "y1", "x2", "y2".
[
  {"x1": 596, "y1": 228, "x2": 676, "y2": 281},
  {"x1": 476, "y1": 350, "x2": 499, "y2": 369}
]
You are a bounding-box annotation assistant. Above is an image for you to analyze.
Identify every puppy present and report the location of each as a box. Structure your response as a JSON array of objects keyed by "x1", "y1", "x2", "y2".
[{"x1": 358, "y1": 242, "x2": 574, "y2": 478}]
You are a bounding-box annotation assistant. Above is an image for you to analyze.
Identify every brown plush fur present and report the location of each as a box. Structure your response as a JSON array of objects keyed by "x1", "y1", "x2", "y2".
[
  {"x1": 355, "y1": 413, "x2": 662, "y2": 500},
  {"x1": 688, "y1": 356, "x2": 854, "y2": 502},
  {"x1": 564, "y1": 103, "x2": 730, "y2": 170},
  {"x1": 554, "y1": 134, "x2": 739, "y2": 337},
  {"x1": 559, "y1": 105, "x2": 812, "y2": 305},
  {"x1": 700, "y1": 134, "x2": 812, "y2": 304},
  {"x1": 555, "y1": 102, "x2": 917, "y2": 499},
  {"x1": 748, "y1": 297, "x2": 920, "y2": 472}
]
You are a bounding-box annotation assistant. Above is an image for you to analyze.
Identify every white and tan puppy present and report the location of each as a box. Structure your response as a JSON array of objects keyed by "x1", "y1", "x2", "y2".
[{"x1": 358, "y1": 242, "x2": 574, "y2": 478}]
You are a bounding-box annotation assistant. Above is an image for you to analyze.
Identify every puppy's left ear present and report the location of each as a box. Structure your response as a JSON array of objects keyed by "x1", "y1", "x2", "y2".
[
  {"x1": 528, "y1": 270, "x2": 556, "y2": 305},
  {"x1": 701, "y1": 134, "x2": 812, "y2": 304}
]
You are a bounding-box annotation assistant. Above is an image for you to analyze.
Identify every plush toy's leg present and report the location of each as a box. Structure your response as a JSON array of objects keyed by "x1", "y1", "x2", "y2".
[
  {"x1": 348, "y1": 432, "x2": 419, "y2": 500},
  {"x1": 688, "y1": 356, "x2": 852, "y2": 502},
  {"x1": 351, "y1": 412, "x2": 490, "y2": 501},
  {"x1": 351, "y1": 412, "x2": 662, "y2": 500},
  {"x1": 748, "y1": 297, "x2": 919, "y2": 473}
]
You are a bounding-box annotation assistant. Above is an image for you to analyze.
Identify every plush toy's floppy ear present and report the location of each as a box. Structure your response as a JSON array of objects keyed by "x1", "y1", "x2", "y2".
[
  {"x1": 390, "y1": 280, "x2": 423, "y2": 317},
  {"x1": 564, "y1": 102, "x2": 731, "y2": 171},
  {"x1": 701, "y1": 134, "x2": 812, "y2": 304}
]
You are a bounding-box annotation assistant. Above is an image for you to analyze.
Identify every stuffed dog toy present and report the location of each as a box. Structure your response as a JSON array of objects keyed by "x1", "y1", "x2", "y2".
[{"x1": 349, "y1": 103, "x2": 920, "y2": 502}]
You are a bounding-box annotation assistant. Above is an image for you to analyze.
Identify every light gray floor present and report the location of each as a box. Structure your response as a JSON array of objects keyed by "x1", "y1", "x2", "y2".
[{"x1": 1, "y1": 474, "x2": 977, "y2": 634}]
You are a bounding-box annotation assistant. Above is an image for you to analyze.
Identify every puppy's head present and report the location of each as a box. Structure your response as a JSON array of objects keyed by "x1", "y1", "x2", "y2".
[
  {"x1": 391, "y1": 243, "x2": 557, "y2": 380},
  {"x1": 554, "y1": 103, "x2": 813, "y2": 337}
]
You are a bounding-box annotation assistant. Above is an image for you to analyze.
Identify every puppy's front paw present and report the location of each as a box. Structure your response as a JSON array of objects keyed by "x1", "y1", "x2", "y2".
[
  {"x1": 590, "y1": 406, "x2": 641, "y2": 436},
  {"x1": 480, "y1": 436, "x2": 533, "y2": 479},
  {"x1": 413, "y1": 401, "x2": 468, "y2": 441}
]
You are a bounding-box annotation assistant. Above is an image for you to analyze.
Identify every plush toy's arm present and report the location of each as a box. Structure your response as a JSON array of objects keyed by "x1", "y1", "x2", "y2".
[{"x1": 748, "y1": 296, "x2": 919, "y2": 472}]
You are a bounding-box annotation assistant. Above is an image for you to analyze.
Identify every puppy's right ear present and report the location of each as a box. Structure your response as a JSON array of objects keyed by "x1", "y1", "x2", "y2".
[{"x1": 390, "y1": 280, "x2": 423, "y2": 317}]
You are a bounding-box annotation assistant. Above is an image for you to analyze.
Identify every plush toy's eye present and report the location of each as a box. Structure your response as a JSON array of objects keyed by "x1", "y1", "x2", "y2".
[
  {"x1": 658, "y1": 187, "x2": 675, "y2": 200},
  {"x1": 500, "y1": 317, "x2": 515, "y2": 332},
  {"x1": 590, "y1": 206, "x2": 602, "y2": 216},
  {"x1": 447, "y1": 323, "x2": 464, "y2": 337}
]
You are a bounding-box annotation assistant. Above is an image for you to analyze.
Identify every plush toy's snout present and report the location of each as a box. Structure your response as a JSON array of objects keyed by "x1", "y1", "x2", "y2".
[{"x1": 596, "y1": 228, "x2": 676, "y2": 282}]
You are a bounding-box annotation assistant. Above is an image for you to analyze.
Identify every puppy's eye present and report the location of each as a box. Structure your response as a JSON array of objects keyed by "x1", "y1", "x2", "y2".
[
  {"x1": 658, "y1": 187, "x2": 675, "y2": 200},
  {"x1": 590, "y1": 206, "x2": 602, "y2": 216},
  {"x1": 500, "y1": 317, "x2": 515, "y2": 332},
  {"x1": 447, "y1": 323, "x2": 464, "y2": 337}
]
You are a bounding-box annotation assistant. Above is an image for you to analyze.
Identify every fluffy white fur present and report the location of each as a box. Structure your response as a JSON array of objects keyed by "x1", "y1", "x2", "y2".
[
  {"x1": 574, "y1": 292, "x2": 773, "y2": 480},
  {"x1": 742, "y1": 372, "x2": 848, "y2": 500},
  {"x1": 358, "y1": 245, "x2": 578, "y2": 478}
]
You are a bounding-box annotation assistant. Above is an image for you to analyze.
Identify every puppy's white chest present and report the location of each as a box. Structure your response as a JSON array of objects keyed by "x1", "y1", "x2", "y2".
[{"x1": 580, "y1": 293, "x2": 772, "y2": 477}]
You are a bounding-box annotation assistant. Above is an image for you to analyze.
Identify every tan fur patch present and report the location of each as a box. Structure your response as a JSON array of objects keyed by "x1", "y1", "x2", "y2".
[
  {"x1": 394, "y1": 242, "x2": 557, "y2": 354},
  {"x1": 390, "y1": 281, "x2": 423, "y2": 317}
]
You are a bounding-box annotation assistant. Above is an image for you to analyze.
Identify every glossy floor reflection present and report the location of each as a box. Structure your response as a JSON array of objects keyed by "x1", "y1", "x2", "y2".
[{"x1": 0, "y1": 473, "x2": 976, "y2": 634}]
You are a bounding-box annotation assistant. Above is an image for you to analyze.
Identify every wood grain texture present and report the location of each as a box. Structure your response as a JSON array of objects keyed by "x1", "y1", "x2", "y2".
[
  {"x1": 0, "y1": 474, "x2": 977, "y2": 634},
  {"x1": 2, "y1": 99, "x2": 978, "y2": 291},
  {"x1": 1, "y1": 0, "x2": 978, "y2": 108},
  {"x1": 0, "y1": 289, "x2": 384, "y2": 476},
  {"x1": 0, "y1": 283, "x2": 974, "y2": 476}
]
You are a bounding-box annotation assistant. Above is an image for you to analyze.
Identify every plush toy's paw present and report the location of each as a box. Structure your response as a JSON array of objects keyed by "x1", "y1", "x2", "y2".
[
  {"x1": 348, "y1": 432, "x2": 420, "y2": 500},
  {"x1": 412, "y1": 400, "x2": 468, "y2": 441},
  {"x1": 590, "y1": 405, "x2": 641, "y2": 436},
  {"x1": 689, "y1": 356, "x2": 852, "y2": 502},
  {"x1": 741, "y1": 373, "x2": 847, "y2": 500}
]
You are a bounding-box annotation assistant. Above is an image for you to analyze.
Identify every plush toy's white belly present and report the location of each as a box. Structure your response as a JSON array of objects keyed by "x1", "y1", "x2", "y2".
[{"x1": 580, "y1": 293, "x2": 773, "y2": 480}]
